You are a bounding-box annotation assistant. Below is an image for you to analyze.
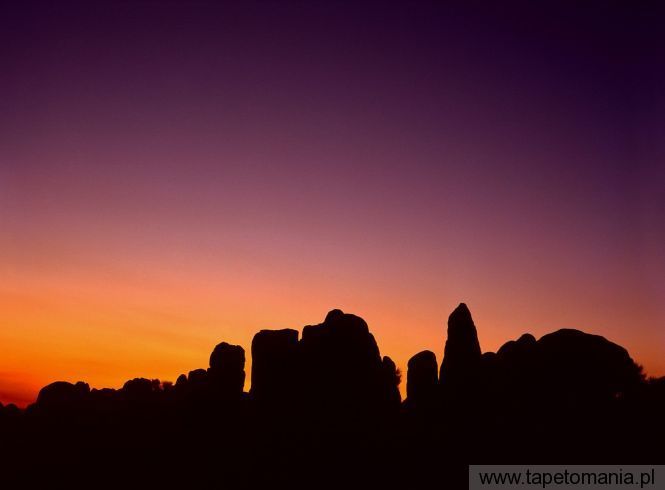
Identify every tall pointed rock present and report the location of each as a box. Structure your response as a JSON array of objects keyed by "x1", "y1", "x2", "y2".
[{"x1": 439, "y1": 303, "x2": 481, "y2": 393}]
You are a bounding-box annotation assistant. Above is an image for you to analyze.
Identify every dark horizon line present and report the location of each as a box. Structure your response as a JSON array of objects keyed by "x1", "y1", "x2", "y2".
[{"x1": 2, "y1": 302, "x2": 661, "y2": 412}]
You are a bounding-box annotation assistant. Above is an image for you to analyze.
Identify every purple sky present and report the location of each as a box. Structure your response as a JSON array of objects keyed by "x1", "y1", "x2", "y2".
[{"x1": 1, "y1": 1, "x2": 664, "y2": 405}]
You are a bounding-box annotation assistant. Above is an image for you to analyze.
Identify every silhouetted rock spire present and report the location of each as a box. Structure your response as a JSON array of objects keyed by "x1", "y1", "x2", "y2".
[
  {"x1": 439, "y1": 303, "x2": 481, "y2": 393},
  {"x1": 406, "y1": 350, "x2": 438, "y2": 405}
]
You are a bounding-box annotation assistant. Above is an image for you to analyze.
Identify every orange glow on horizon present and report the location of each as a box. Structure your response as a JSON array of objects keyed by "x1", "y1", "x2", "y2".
[{"x1": 2, "y1": 252, "x2": 664, "y2": 407}]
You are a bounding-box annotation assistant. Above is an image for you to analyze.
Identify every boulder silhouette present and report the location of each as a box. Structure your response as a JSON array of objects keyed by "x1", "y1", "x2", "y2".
[
  {"x1": 208, "y1": 342, "x2": 245, "y2": 398},
  {"x1": 121, "y1": 378, "x2": 161, "y2": 405},
  {"x1": 175, "y1": 373, "x2": 188, "y2": 388},
  {"x1": 406, "y1": 350, "x2": 438, "y2": 405},
  {"x1": 299, "y1": 309, "x2": 391, "y2": 414},
  {"x1": 250, "y1": 328, "x2": 299, "y2": 403},
  {"x1": 496, "y1": 333, "x2": 538, "y2": 379},
  {"x1": 497, "y1": 333, "x2": 536, "y2": 358},
  {"x1": 172, "y1": 373, "x2": 189, "y2": 400},
  {"x1": 187, "y1": 368, "x2": 209, "y2": 391},
  {"x1": 176, "y1": 368, "x2": 209, "y2": 405},
  {"x1": 439, "y1": 303, "x2": 481, "y2": 394},
  {"x1": 36, "y1": 381, "x2": 90, "y2": 411},
  {"x1": 535, "y1": 329, "x2": 643, "y2": 403},
  {"x1": 489, "y1": 328, "x2": 643, "y2": 411},
  {"x1": 484, "y1": 333, "x2": 539, "y2": 405}
]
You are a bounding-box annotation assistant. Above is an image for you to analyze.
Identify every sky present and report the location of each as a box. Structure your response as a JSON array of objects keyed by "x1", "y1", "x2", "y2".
[{"x1": 1, "y1": 1, "x2": 664, "y2": 406}]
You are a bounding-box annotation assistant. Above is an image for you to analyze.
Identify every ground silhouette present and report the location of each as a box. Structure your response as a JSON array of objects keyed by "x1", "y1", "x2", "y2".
[{"x1": 0, "y1": 304, "x2": 663, "y2": 488}]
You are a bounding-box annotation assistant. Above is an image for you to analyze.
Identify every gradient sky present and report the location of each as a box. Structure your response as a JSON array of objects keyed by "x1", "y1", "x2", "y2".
[{"x1": 1, "y1": 1, "x2": 664, "y2": 406}]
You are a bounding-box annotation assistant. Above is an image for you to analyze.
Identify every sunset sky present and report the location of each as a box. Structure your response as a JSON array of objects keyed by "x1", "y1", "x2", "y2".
[{"x1": 1, "y1": 1, "x2": 664, "y2": 406}]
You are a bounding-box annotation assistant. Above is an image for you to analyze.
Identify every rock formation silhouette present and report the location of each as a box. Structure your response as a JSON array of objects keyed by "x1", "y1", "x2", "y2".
[
  {"x1": 439, "y1": 303, "x2": 481, "y2": 397},
  {"x1": 1, "y1": 303, "x2": 663, "y2": 489},
  {"x1": 35, "y1": 380, "x2": 90, "y2": 412},
  {"x1": 536, "y1": 328, "x2": 643, "y2": 402},
  {"x1": 298, "y1": 309, "x2": 393, "y2": 417},
  {"x1": 208, "y1": 342, "x2": 245, "y2": 398},
  {"x1": 406, "y1": 350, "x2": 438, "y2": 407},
  {"x1": 250, "y1": 328, "x2": 299, "y2": 404}
]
